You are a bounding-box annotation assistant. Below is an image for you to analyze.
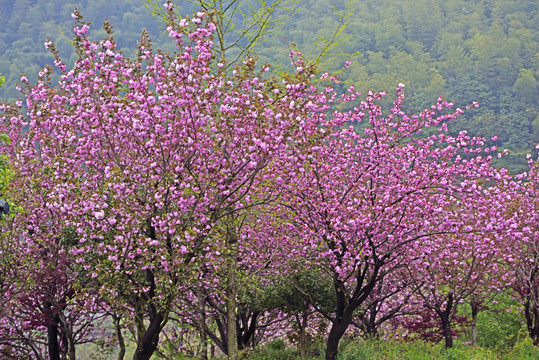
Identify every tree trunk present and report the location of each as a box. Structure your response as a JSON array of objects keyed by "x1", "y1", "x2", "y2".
[
  {"x1": 114, "y1": 315, "x2": 126, "y2": 360},
  {"x1": 47, "y1": 323, "x2": 61, "y2": 360},
  {"x1": 226, "y1": 268, "x2": 238, "y2": 360},
  {"x1": 133, "y1": 312, "x2": 164, "y2": 360},
  {"x1": 323, "y1": 258, "x2": 380, "y2": 360},
  {"x1": 364, "y1": 304, "x2": 379, "y2": 338},
  {"x1": 67, "y1": 336, "x2": 76, "y2": 360},
  {"x1": 45, "y1": 301, "x2": 61, "y2": 360},
  {"x1": 58, "y1": 311, "x2": 76, "y2": 360},
  {"x1": 207, "y1": 315, "x2": 228, "y2": 355},
  {"x1": 325, "y1": 319, "x2": 350, "y2": 360},
  {"x1": 133, "y1": 240, "x2": 168, "y2": 360},
  {"x1": 524, "y1": 299, "x2": 539, "y2": 346},
  {"x1": 440, "y1": 312, "x2": 453, "y2": 349},
  {"x1": 225, "y1": 222, "x2": 239, "y2": 360},
  {"x1": 197, "y1": 287, "x2": 208, "y2": 360},
  {"x1": 299, "y1": 324, "x2": 306, "y2": 357},
  {"x1": 238, "y1": 311, "x2": 260, "y2": 350},
  {"x1": 433, "y1": 293, "x2": 454, "y2": 349},
  {"x1": 299, "y1": 313, "x2": 308, "y2": 357},
  {"x1": 470, "y1": 302, "x2": 479, "y2": 347}
]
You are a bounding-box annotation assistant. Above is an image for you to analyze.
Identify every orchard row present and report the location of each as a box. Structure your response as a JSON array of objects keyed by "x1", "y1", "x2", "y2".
[{"x1": 0, "y1": 6, "x2": 537, "y2": 360}]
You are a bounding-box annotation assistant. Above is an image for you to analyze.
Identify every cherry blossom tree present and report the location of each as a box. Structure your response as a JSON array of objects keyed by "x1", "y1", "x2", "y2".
[
  {"x1": 277, "y1": 83, "x2": 508, "y2": 359},
  {"x1": 398, "y1": 179, "x2": 511, "y2": 348},
  {"x1": 0, "y1": 181, "x2": 105, "y2": 360},
  {"x1": 0, "y1": 3, "x2": 329, "y2": 359},
  {"x1": 406, "y1": 227, "x2": 503, "y2": 347},
  {"x1": 503, "y1": 150, "x2": 539, "y2": 345}
]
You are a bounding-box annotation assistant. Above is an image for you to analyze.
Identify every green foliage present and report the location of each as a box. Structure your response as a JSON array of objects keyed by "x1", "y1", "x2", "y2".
[
  {"x1": 441, "y1": 346, "x2": 498, "y2": 360},
  {"x1": 513, "y1": 69, "x2": 538, "y2": 101},
  {"x1": 0, "y1": 0, "x2": 180, "y2": 102},
  {"x1": 60, "y1": 225, "x2": 79, "y2": 247},
  {"x1": 0, "y1": 149, "x2": 12, "y2": 198},
  {"x1": 243, "y1": 337, "x2": 539, "y2": 360},
  {"x1": 242, "y1": 339, "x2": 320, "y2": 360},
  {"x1": 505, "y1": 336, "x2": 539, "y2": 360},
  {"x1": 250, "y1": 269, "x2": 334, "y2": 314},
  {"x1": 0, "y1": 108, "x2": 13, "y2": 214},
  {"x1": 531, "y1": 115, "x2": 539, "y2": 141},
  {"x1": 337, "y1": 339, "x2": 493, "y2": 360},
  {"x1": 475, "y1": 295, "x2": 523, "y2": 350}
]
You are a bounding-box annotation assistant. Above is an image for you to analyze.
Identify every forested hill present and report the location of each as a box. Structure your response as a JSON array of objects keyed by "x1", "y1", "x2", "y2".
[{"x1": 0, "y1": 0, "x2": 537, "y2": 172}]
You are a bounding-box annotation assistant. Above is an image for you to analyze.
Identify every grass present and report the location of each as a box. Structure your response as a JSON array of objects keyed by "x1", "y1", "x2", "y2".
[
  {"x1": 75, "y1": 336, "x2": 539, "y2": 359},
  {"x1": 242, "y1": 336, "x2": 539, "y2": 360}
]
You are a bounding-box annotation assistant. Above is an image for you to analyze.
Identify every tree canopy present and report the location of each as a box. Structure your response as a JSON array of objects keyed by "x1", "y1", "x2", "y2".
[{"x1": 0, "y1": 0, "x2": 537, "y2": 173}]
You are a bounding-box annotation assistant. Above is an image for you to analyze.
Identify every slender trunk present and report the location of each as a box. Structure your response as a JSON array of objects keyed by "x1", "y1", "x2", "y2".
[
  {"x1": 45, "y1": 301, "x2": 61, "y2": 360},
  {"x1": 535, "y1": 304, "x2": 539, "y2": 346},
  {"x1": 470, "y1": 302, "x2": 479, "y2": 348},
  {"x1": 114, "y1": 315, "x2": 126, "y2": 360},
  {"x1": 58, "y1": 312, "x2": 76, "y2": 360},
  {"x1": 365, "y1": 325, "x2": 378, "y2": 338},
  {"x1": 432, "y1": 293, "x2": 454, "y2": 349},
  {"x1": 226, "y1": 268, "x2": 238, "y2": 360},
  {"x1": 365, "y1": 304, "x2": 379, "y2": 338},
  {"x1": 524, "y1": 299, "x2": 539, "y2": 346},
  {"x1": 440, "y1": 313, "x2": 453, "y2": 349},
  {"x1": 197, "y1": 287, "x2": 208, "y2": 360},
  {"x1": 67, "y1": 337, "x2": 76, "y2": 360},
  {"x1": 298, "y1": 313, "x2": 308, "y2": 357},
  {"x1": 324, "y1": 259, "x2": 380, "y2": 360},
  {"x1": 471, "y1": 313, "x2": 477, "y2": 348},
  {"x1": 226, "y1": 222, "x2": 239, "y2": 360},
  {"x1": 326, "y1": 275, "x2": 349, "y2": 360},
  {"x1": 299, "y1": 324, "x2": 306, "y2": 357},
  {"x1": 238, "y1": 311, "x2": 260, "y2": 349},
  {"x1": 133, "y1": 231, "x2": 168, "y2": 360},
  {"x1": 210, "y1": 315, "x2": 228, "y2": 354},
  {"x1": 47, "y1": 322, "x2": 61, "y2": 360},
  {"x1": 326, "y1": 287, "x2": 355, "y2": 360}
]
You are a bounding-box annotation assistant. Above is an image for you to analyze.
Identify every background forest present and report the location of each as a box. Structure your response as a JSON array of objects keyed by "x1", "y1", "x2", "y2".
[{"x1": 0, "y1": 0, "x2": 537, "y2": 173}]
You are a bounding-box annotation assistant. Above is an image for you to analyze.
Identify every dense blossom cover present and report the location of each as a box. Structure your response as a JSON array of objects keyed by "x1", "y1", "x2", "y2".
[{"x1": 0, "y1": 3, "x2": 538, "y2": 360}]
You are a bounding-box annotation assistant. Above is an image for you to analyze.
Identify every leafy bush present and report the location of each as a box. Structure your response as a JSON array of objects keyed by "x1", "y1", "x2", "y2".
[
  {"x1": 455, "y1": 293, "x2": 524, "y2": 350},
  {"x1": 504, "y1": 336, "x2": 539, "y2": 360},
  {"x1": 241, "y1": 339, "x2": 307, "y2": 360},
  {"x1": 338, "y1": 339, "x2": 440, "y2": 360}
]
